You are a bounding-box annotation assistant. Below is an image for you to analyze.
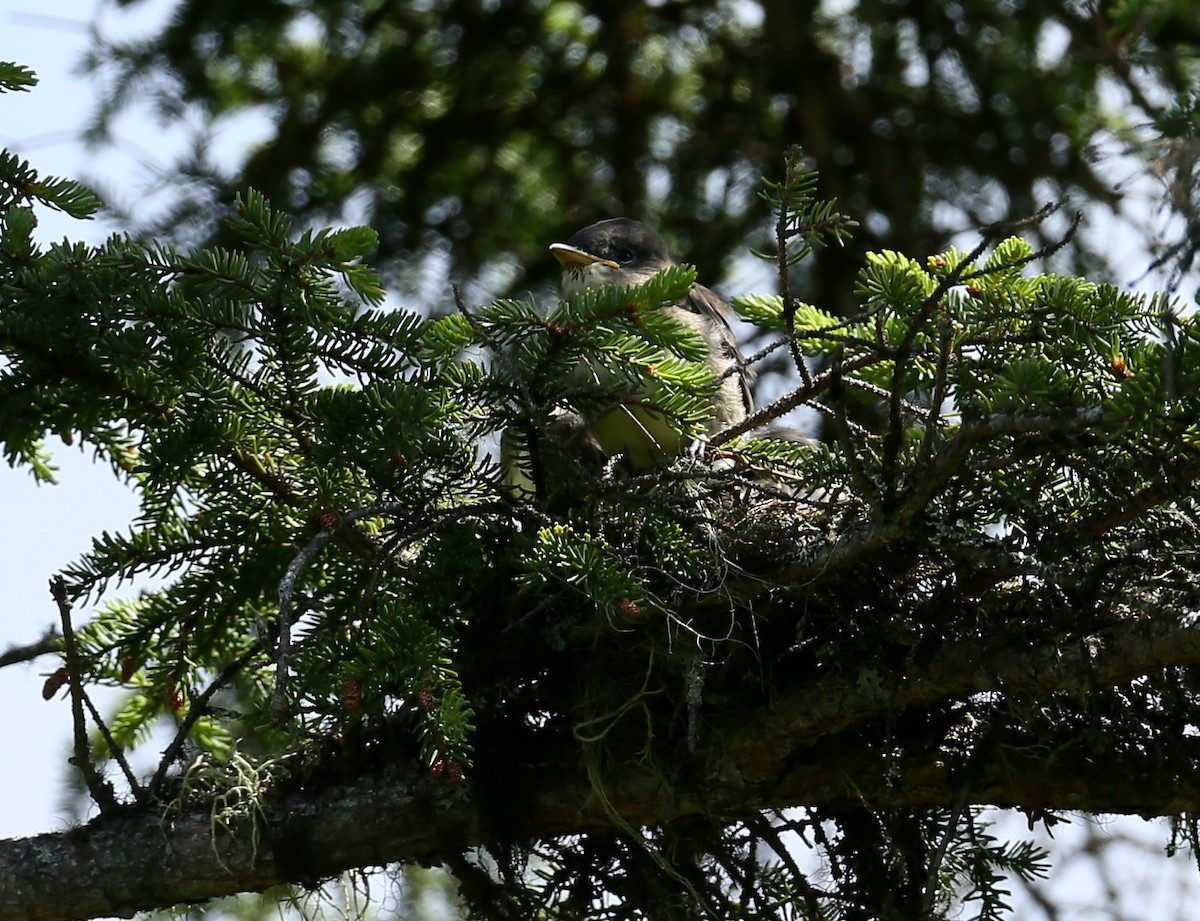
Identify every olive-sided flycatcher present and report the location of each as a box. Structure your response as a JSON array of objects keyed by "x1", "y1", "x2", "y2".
[
  {"x1": 505, "y1": 218, "x2": 752, "y2": 497},
  {"x1": 548, "y1": 218, "x2": 752, "y2": 465}
]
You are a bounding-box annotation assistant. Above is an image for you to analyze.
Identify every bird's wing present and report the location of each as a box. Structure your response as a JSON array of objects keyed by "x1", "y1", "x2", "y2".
[{"x1": 685, "y1": 284, "x2": 754, "y2": 418}]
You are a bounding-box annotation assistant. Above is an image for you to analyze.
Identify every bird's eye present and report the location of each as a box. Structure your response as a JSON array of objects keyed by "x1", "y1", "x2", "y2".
[{"x1": 616, "y1": 248, "x2": 635, "y2": 265}]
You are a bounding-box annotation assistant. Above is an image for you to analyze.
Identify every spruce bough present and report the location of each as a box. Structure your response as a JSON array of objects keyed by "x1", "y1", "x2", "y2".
[{"x1": 5, "y1": 63, "x2": 1200, "y2": 921}]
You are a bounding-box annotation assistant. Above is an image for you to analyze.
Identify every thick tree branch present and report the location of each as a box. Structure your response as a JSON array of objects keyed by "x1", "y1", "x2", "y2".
[
  {"x1": 732, "y1": 604, "x2": 1200, "y2": 767},
  {"x1": 4, "y1": 607, "x2": 1200, "y2": 921}
]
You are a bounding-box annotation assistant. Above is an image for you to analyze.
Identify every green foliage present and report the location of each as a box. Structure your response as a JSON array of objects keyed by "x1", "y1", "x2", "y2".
[
  {"x1": 0, "y1": 151, "x2": 100, "y2": 221},
  {"x1": 0, "y1": 116, "x2": 754, "y2": 794},
  {"x1": 0, "y1": 61, "x2": 37, "y2": 93},
  {"x1": 478, "y1": 262, "x2": 722, "y2": 463},
  {"x1": 0, "y1": 64, "x2": 100, "y2": 218},
  {"x1": 754, "y1": 147, "x2": 857, "y2": 270},
  {"x1": 0, "y1": 157, "x2": 481, "y2": 776},
  {"x1": 8, "y1": 71, "x2": 1200, "y2": 918}
]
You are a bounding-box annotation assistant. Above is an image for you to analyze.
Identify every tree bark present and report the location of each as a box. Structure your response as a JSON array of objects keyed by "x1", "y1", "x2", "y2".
[{"x1": 4, "y1": 610, "x2": 1200, "y2": 921}]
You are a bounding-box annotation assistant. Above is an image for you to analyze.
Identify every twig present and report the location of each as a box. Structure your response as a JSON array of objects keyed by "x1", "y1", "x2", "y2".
[
  {"x1": 0, "y1": 626, "x2": 61, "y2": 669},
  {"x1": 50, "y1": 576, "x2": 119, "y2": 813},
  {"x1": 892, "y1": 406, "x2": 1107, "y2": 531},
  {"x1": 776, "y1": 148, "x2": 814, "y2": 388},
  {"x1": 1074, "y1": 457, "x2": 1200, "y2": 544},
  {"x1": 452, "y1": 284, "x2": 554, "y2": 499},
  {"x1": 272, "y1": 525, "x2": 336, "y2": 720},
  {"x1": 879, "y1": 224, "x2": 998, "y2": 505},
  {"x1": 829, "y1": 349, "x2": 880, "y2": 512},
  {"x1": 357, "y1": 528, "x2": 409, "y2": 617},
  {"x1": 740, "y1": 332, "x2": 801, "y2": 370},
  {"x1": 754, "y1": 814, "x2": 833, "y2": 916},
  {"x1": 149, "y1": 646, "x2": 260, "y2": 797},
  {"x1": 806, "y1": 399, "x2": 873, "y2": 437},
  {"x1": 915, "y1": 319, "x2": 955, "y2": 476},
  {"x1": 713, "y1": 352, "x2": 889, "y2": 444},
  {"x1": 727, "y1": 406, "x2": 1112, "y2": 600},
  {"x1": 80, "y1": 689, "x2": 145, "y2": 804},
  {"x1": 271, "y1": 497, "x2": 508, "y2": 718}
]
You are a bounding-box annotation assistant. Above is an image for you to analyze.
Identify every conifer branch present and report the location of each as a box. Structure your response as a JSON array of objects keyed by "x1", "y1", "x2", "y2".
[
  {"x1": 6, "y1": 606, "x2": 1200, "y2": 921},
  {"x1": 148, "y1": 646, "x2": 261, "y2": 798}
]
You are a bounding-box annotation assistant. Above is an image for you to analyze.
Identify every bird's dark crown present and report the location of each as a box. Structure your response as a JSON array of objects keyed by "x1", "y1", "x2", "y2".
[{"x1": 562, "y1": 218, "x2": 674, "y2": 272}]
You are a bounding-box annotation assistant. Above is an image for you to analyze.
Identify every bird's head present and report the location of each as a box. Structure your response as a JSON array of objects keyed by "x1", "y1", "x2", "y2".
[{"x1": 550, "y1": 218, "x2": 675, "y2": 298}]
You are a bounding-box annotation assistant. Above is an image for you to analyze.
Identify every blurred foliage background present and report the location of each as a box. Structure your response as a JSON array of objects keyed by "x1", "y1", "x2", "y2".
[{"x1": 83, "y1": 0, "x2": 1200, "y2": 319}]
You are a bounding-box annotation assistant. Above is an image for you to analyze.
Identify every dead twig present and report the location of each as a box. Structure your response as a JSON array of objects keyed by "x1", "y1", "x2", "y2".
[{"x1": 51, "y1": 576, "x2": 120, "y2": 812}]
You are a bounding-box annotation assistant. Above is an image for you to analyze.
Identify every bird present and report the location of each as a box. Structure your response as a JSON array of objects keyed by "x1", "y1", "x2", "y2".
[
  {"x1": 545, "y1": 217, "x2": 753, "y2": 468},
  {"x1": 502, "y1": 218, "x2": 753, "y2": 500}
]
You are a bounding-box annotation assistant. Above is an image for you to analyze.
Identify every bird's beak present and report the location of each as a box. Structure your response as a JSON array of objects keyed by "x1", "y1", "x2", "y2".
[{"x1": 549, "y1": 242, "x2": 620, "y2": 269}]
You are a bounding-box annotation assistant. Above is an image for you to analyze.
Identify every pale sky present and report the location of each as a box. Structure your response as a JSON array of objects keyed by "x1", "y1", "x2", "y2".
[{"x1": 2, "y1": 0, "x2": 149, "y2": 843}]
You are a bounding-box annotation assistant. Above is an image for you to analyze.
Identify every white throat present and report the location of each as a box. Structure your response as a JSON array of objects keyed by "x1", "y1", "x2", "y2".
[{"x1": 560, "y1": 261, "x2": 661, "y2": 299}]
